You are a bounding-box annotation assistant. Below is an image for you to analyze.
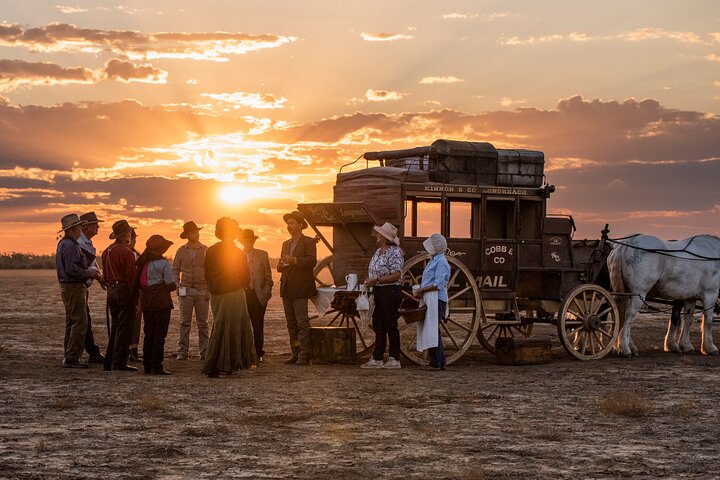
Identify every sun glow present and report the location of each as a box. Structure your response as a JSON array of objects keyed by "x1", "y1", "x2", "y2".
[{"x1": 219, "y1": 185, "x2": 274, "y2": 204}]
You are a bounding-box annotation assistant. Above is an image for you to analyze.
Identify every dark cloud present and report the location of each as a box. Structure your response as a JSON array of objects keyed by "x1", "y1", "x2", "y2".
[
  {"x1": 0, "y1": 22, "x2": 296, "y2": 61},
  {"x1": 0, "y1": 59, "x2": 95, "y2": 91},
  {"x1": 102, "y1": 58, "x2": 166, "y2": 83}
]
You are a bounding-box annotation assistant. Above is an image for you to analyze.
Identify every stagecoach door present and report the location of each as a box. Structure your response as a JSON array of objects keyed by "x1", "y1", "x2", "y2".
[{"x1": 481, "y1": 197, "x2": 517, "y2": 292}]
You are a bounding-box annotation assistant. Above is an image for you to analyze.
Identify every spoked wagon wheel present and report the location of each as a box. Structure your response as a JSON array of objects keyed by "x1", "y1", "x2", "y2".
[
  {"x1": 398, "y1": 254, "x2": 481, "y2": 366},
  {"x1": 310, "y1": 255, "x2": 375, "y2": 356},
  {"x1": 557, "y1": 284, "x2": 619, "y2": 360},
  {"x1": 476, "y1": 322, "x2": 533, "y2": 354},
  {"x1": 314, "y1": 255, "x2": 334, "y2": 287}
]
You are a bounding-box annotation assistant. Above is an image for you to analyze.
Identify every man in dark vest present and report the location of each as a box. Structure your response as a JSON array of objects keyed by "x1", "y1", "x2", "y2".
[
  {"x1": 101, "y1": 219, "x2": 138, "y2": 371},
  {"x1": 278, "y1": 211, "x2": 317, "y2": 366}
]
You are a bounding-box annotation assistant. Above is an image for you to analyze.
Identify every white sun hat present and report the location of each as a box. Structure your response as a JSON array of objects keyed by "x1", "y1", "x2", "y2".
[
  {"x1": 423, "y1": 233, "x2": 447, "y2": 255},
  {"x1": 373, "y1": 222, "x2": 400, "y2": 246}
]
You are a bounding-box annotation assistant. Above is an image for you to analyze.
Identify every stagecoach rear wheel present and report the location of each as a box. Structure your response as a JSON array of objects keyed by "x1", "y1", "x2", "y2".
[
  {"x1": 398, "y1": 254, "x2": 481, "y2": 366},
  {"x1": 311, "y1": 255, "x2": 375, "y2": 356},
  {"x1": 476, "y1": 323, "x2": 533, "y2": 354},
  {"x1": 557, "y1": 284, "x2": 619, "y2": 360}
]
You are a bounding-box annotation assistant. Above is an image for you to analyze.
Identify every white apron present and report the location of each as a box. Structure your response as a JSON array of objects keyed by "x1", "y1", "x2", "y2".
[{"x1": 416, "y1": 290, "x2": 439, "y2": 351}]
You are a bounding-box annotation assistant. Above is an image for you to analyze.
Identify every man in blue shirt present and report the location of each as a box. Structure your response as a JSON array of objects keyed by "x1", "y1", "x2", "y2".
[{"x1": 56, "y1": 214, "x2": 102, "y2": 368}]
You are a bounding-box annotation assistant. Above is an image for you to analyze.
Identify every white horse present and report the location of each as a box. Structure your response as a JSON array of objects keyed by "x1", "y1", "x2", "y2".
[{"x1": 607, "y1": 234, "x2": 720, "y2": 357}]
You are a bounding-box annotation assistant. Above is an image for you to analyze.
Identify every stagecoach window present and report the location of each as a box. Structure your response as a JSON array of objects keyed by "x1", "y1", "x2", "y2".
[
  {"x1": 405, "y1": 198, "x2": 441, "y2": 237},
  {"x1": 449, "y1": 201, "x2": 473, "y2": 239},
  {"x1": 485, "y1": 198, "x2": 515, "y2": 239},
  {"x1": 519, "y1": 200, "x2": 542, "y2": 239}
]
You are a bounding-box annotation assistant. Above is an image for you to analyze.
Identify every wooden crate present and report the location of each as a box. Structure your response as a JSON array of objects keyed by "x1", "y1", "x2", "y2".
[
  {"x1": 309, "y1": 327, "x2": 357, "y2": 364},
  {"x1": 495, "y1": 336, "x2": 552, "y2": 365}
]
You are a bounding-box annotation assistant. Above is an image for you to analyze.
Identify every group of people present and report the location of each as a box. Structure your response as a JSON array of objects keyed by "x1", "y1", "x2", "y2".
[
  {"x1": 56, "y1": 208, "x2": 451, "y2": 375},
  {"x1": 55, "y1": 212, "x2": 273, "y2": 376}
]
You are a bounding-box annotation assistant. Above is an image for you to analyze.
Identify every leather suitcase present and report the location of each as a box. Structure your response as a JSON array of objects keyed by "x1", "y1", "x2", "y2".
[
  {"x1": 309, "y1": 327, "x2": 357, "y2": 364},
  {"x1": 495, "y1": 336, "x2": 552, "y2": 365}
]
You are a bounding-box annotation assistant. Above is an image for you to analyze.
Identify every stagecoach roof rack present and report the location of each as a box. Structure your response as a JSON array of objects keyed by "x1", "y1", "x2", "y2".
[{"x1": 340, "y1": 139, "x2": 547, "y2": 189}]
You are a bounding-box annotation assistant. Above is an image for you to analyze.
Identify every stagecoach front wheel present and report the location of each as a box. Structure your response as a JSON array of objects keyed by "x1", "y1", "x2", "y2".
[
  {"x1": 398, "y1": 254, "x2": 481, "y2": 366},
  {"x1": 311, "y1": 255, "x2": 375, "y2": 356},
  {"x1": 557, "y1": 284, "x2": 619, "y2": 360}
]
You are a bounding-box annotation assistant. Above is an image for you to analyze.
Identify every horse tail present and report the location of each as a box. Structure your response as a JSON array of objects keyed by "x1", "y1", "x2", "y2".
[{"x1": 607, "y1": 246, "x2": 626, "y2": 294}]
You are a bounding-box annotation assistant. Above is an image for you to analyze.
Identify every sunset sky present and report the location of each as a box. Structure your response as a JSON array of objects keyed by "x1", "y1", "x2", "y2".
[{"x1": 1, "y1": 0, "x2": 719, "y2": 256}]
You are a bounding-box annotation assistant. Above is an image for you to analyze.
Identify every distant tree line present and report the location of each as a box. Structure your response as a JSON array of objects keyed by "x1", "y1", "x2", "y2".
[{"x1": 0, "y1": 252, "x2": 56, "y2": 269}]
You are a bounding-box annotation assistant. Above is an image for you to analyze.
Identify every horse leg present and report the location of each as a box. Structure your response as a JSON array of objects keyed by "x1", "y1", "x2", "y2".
[
  {"x1": 678, "y1": 300, "x2": 695, "y2": 354},
  {"x1": 700, "y1": 293, "x2": 719, "y2": 355},
  {"x1": 664, "y1": 301, "x2": 683, "y2": 352},
  {"x1": 617, "y1": 296, "x2": 642, "y2": 357}
]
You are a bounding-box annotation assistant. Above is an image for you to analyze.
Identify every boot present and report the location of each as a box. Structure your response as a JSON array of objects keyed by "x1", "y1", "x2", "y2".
[{"x1": 128, "y1": 347, "x2": 140, "y2": 363}]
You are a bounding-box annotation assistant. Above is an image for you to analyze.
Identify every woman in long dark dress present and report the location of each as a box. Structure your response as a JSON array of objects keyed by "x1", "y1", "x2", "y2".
[{"x1": 201, "y1": 217, "x2": 256, "y2": 377}]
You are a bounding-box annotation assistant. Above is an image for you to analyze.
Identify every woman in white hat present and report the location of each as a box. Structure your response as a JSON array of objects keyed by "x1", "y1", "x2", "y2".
[
  {"x1": 361, "y1": 222, "x2": 404, "y2": 369},
  {"x1": 413, "y1": 233, "x2": 450, "y2": 370}
]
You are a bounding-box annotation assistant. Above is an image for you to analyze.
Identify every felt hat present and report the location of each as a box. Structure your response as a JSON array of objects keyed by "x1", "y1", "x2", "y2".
[
  {"x1": 109, "y1": 219, "x2": 133, "y2": 239},
  {"x1": 239, "y1": 228, "x2": 259, "y2": 241},
  {"x1": 180, "y1": 221, "x2": 203, "y2": 239},
  {"x1": 79, "y1": 211, "x2": 103, "y2": 224},
  {"x1": 58, "y1": 214, "x2": 85, "y2": 233},
  {"x1": 283, "y1": 210, "x2": 308, "y2": 229},
  {"x1": 146, "y1": 234, "x2": 173, "y2": 253},
  {"x1": 373, "y1": 222, "x2": 400, "y2": 246},
  {"x1": 423, "y1": 233, "x2": 447, "y2": 256},
  {"x1": 214, "y1": 217, "x2": 239, "y2": 240}
]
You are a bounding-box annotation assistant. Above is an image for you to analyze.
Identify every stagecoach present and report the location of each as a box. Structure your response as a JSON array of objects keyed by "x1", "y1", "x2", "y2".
[{"x1": 299, "y1": 139, "x2": 621, "y2": 364}]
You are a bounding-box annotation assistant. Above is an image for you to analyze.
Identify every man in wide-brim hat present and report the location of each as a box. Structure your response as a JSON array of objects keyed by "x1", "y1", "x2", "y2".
[
  {"x1": 277, "y1": 210, "x2": 317, "y2": 366},
  {"x1": 172, "y1": 220, "x2": 210, "y2": 361},
  {"x1": 100, "y1": 219, "x2": 139, "y2": 371},
  {"x1": 239, "y1": 228, "x2": 273, "y2": 362},
  {"x1": 55, "y1": 214, "x2": 102, "y2": 368},
  {"x1": 77, "y1": 211, "x2": 106, "y2": 364}
]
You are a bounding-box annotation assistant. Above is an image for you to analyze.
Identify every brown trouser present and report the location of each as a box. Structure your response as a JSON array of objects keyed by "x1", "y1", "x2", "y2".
[
  {"x1": 60, "y1": 282, "x2": 88, "y2": 363},
  {"x1": 282, "y1": 297, "x2": 310, "y2": 360}
]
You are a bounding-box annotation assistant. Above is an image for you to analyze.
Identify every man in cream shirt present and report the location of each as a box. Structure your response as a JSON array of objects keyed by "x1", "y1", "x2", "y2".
[{"x1": 172, "y1": 221, "x2": 209, "y2": 360}]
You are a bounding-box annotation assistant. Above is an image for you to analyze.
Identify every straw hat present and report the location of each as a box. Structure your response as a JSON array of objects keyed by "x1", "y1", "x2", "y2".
[
  {"x1": 423, "y1": 233, "x2": 447, "y2": 255},
  {"x1": 58, "y1": 214, "x2": 85, "y2": 233},
  {"x1": 373, "y1": 222, "x2": 400, "y2": 246}
]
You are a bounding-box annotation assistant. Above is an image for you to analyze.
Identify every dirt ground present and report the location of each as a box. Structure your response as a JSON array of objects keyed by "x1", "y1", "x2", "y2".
[{"x1": 1, "y1": 270, "x2": 719, "y2": 479}]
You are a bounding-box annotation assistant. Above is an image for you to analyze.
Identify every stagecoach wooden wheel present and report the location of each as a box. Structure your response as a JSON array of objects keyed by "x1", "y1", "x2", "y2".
[
  {"x1": 398, "y1": 254, "x2": 482, "y2": 365},
  {"x1": 311, "y1": 255, "x2": 375, "y2": 355},
  {"x1": 476, "y1": 323, "x2": 533, "y2": 354},
  {"x1": 557, "y1": 284, "x2": 619, "y2": 360}
]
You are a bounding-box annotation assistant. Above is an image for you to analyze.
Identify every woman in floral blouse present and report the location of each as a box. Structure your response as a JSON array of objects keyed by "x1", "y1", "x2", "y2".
[{"x1": 361, "y1": 222, "x2": 404, "y2": 369}]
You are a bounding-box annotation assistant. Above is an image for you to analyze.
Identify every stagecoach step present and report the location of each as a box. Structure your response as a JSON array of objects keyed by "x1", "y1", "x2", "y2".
[
  {"x1": 495, "y1": 336, "x2": 552, "y2": 366},
  {"x1": 309, "y1": 327, "x2": 357, "y2": 365}
]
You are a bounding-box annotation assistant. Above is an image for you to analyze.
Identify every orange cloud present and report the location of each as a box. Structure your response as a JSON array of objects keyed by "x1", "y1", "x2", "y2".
[
  {"x1": 360, "y1": 32, "x2": 413, "y2": 42},
  {"x1": 419, "y1": 76, "x2": 464, "y2": 84},
  {"x1": 365, "y1": 89, "x2": 407, "y2": 102},
  {"x1": 201, "y1": 92, "x2": 287, "y2": 109}
]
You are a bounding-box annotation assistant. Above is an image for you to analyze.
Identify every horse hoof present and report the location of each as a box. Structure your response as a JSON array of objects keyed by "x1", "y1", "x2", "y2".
[{"x1": 703, "y1": 349, "x2": 719, "y2": 356}]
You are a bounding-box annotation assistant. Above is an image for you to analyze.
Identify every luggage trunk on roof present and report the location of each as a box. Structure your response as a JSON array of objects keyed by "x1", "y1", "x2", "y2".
[{"x1": 428, "y1": 139, "x2": 545, "y2": 187}]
